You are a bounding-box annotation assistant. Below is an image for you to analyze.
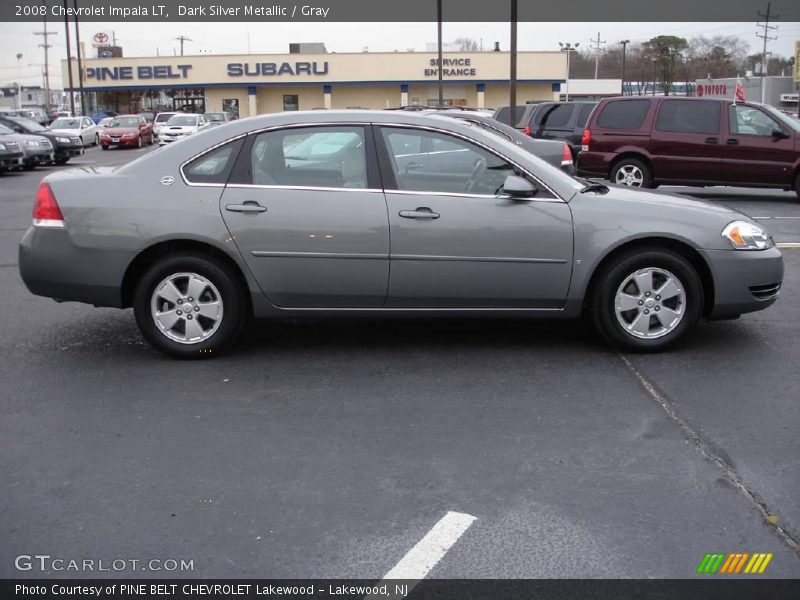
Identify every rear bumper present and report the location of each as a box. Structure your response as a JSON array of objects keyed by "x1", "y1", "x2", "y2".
[
  {"x1": 701, "y1": 247, "x2": 784, "y2": 319},
  {"x1": 19, "y1": 227, "x2": 134, "y2": 308}
]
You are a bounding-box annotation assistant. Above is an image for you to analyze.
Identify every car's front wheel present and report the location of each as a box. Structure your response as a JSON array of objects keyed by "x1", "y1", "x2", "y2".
[
  {"x1": 610, "y1": 158, "x2": 653, "y2": 188},
  {"x1": 133, "y1": 254, "x2": 247, "y2": 359},
  {"x1": 591, "y1": 248, "x2": 703, "y2": 352}
]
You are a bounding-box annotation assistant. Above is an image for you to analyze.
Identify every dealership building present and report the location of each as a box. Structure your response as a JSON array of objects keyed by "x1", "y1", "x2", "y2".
[{"x1": 62, "y1": 46, "x2": 567, "y2": 116}]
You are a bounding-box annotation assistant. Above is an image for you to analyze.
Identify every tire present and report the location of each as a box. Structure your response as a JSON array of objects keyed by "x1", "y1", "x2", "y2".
[
  {"x1": 94, "y1": 133, "x2": 99, "y2": 146},
  {"x1": 137, "y1": 136, "x2": 142, "y2": 149},
  {"x1": 54, "y1": 157, "x2": 69, "y2": 165},
  {"x1": 22, "y1": 162, "x2": 36, "y2": 171},
  {"x1": 101, "y1": 145, "x2": 108, "y2": 151},
  {"x1": 610, "y1": 157, "x2": 654, "y2": 188},
  {"x1": 133, "y1": 253, "x2": 246, "y2": 359},
  {"x1": 590, "y1": 248, "x2": 703, "y2": 352},
  {"x1": 794, "y1": 171, "x2": 800, "y2": 202}
]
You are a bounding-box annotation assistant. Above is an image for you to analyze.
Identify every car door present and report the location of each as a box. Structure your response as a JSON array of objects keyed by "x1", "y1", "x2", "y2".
[
  {"x1": 82, "y1": 117, "x2": 96, "y2": 144},
  {"x1": 722, "y1": 104, "x2": 796, "y2": 186},
  {"x1": 376, "y1": 125, "x2": 573, "y2": 308},
  {"x1": 649, "y1": 99, "x2": 723, "y2": 183},
  {"x1": 217, "y1": 124, "x2": 390, "y2": 308}
]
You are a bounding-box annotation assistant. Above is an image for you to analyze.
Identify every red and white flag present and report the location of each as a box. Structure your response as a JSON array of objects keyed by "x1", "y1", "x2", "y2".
[{"x1": 734, "y1": 77, "x2": 746, "y2": 104}]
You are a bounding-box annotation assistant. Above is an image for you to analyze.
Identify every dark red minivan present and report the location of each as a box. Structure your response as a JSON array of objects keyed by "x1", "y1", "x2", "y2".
[{"x1": 577, "y1": 96, "x2": 800, "y2": 199}]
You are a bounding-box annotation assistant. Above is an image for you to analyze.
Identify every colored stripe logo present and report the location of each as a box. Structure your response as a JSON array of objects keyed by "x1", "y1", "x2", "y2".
[{"x1": 697, "y1": 552, "x2": 773, "y2": 574}]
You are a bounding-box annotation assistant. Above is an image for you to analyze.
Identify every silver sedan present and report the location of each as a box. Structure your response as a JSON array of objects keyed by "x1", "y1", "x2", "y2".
[{"x1": 19, "y1": 111, "x2": 783, "y2": 358}]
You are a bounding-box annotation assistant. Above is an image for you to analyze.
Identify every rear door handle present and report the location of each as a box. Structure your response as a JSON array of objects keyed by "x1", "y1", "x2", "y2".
[
  {"x1": 399, "y1": 207, "x2": 440, "y2": 219},
  {"x1": 225, "y1": 201, "x2": 267, "y2": 214},
  {"x1": 726, "y1": 138, "x2": 740, "y2": 146},
  {"x1": 705, "y1": 137, "x2": 718, "y2": 144}
]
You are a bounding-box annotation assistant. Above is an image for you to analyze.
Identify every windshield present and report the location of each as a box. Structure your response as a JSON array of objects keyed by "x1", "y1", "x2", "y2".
[
  {"x1": 0, "y1": 124, "x2": 13, "y2": 134},
  {"x1": 108, "y1": 117, "x2": 140, "y2": 128},
  {"x1": 51, "y1": 118, "x2": 81, "y2": 129},
  {"x1": 155, "y1": 113, "x2": 176, "y2": 123},
  {"x1": 9, "y1": 117, "x2": 46, "y2": 132},
  {"x1": 166, "y1": 115, "x2": 198, "y2": 126},
  {"x1": 98, "y1": 118, "x2": 112, "y2": 126},
  {"x1": 205, "y1": 113, "x2": 225, "y2": 121},
  {"x1": 761, "y1": 104, "x2": 800, "y2": 133}
]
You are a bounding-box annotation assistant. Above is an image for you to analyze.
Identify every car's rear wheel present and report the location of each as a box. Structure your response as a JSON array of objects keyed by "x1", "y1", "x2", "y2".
[
  {"x1": 793, "y1": 171, "x2": 800, "y2": 202},
  {"x1": 591, "y1": 248, "x2": 703, "y2": 352},
  {"x1": 133, "y1": 254, "x2": 246, "y2": 359},
  {"x1": 137, "y1": 136, "x2": 143, "y2": 149},
  {"x1": 610, "y1": 158, "x2": 653, "y2": 188}
]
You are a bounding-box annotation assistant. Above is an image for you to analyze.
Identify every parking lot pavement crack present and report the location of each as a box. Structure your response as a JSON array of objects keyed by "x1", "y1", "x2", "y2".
[{"x1": 618, "y1": 354, "x2": 800, "y2": 555}]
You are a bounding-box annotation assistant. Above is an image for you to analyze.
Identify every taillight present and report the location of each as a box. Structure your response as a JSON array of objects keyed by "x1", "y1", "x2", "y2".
[
  {"x1": 561, "y1": 143, "x2": 574, "y2": 166},
  {"x1": 581, "y1": 129, "x2": 591, "y2": 151},
  {"x1": 32, "y1": 182, "x2": 65, "y2": 228},
  {"x1": 523, "y1": 126, "x2": 531, "y2": 136}
]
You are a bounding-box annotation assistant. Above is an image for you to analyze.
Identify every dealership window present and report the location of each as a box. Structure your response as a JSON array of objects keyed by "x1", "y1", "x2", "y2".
[
  {"x1": 656, "y1": 100, "x2": 721, "y2": 134},
  {"x1": 222, "y1": 99, "x2": 240, "y2": 119},
  {"x1": 249, "y1": 126, "x2": 367, "y2": 188},
  {"x1": 283, "y1": 95, "x2": 299, "y2": 111},
  {"x1": 728, "y1": 105, "x2": 782, "y2": 136},
  {"x1": 380, "y1": 127, "x2": 528, "y2": 196},
  {"x1": 596, "y1": 100, "x2": 651, "y2": 130}
]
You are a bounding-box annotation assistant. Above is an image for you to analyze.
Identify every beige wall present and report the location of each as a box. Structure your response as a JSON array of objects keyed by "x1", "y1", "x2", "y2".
[
  {"x1": 205, "y1": 87, "x2": 250, "y2": 117},
  {"x1": 329, "y1": 85, "x2": 398, "y2": 109},
  {"x1": 64, "y1": 51, "x2": 567, "y2": 90},
  {"x1": 256, "y1": 86, "x2": 325, "y2": 112},
  {"x1": 483, "y1": 83, "x2": 556, "y2": 109}
]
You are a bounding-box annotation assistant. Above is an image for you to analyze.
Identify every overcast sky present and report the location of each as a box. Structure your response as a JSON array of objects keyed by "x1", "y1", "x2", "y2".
[{"x1": 1, "y1": 21, "x2": 798, "y2": 86}]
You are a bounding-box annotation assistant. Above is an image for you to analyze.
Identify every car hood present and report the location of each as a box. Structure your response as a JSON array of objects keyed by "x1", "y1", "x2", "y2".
[
  {"x1": 162, "y1": 125, "x2": 198, "y2": 132},
  {"x1": 587, "y1": 184, "x2": 749, "y2": 220},
  {"x1": 104, "y1": 127, "x2": 139, "y2": 135},
  {"x1": 0, "y1": 132, "x2": 51, "y2": 145}
]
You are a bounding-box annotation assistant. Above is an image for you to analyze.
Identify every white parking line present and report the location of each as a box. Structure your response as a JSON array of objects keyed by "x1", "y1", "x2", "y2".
[
  {"x1": 753, "y1": 216, "x2": 800, "y2": 220},
  {"x1": 384, "y1": 511, "x2": 476, "y2": 579},
  {"x1": 776, "y1": 243, "x2": 800, "y2": 249}
]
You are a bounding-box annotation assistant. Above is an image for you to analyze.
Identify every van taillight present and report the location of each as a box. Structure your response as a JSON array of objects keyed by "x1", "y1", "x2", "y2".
[
  {"x1": 523, "y1": 126, "x2": 532, "y2": 136},
  {"x1": 33, "y1": 182, "x2": 65, "y2": 228},
  {"x1": 581, "y1": 129, "x2": 591, "y2": 151}
]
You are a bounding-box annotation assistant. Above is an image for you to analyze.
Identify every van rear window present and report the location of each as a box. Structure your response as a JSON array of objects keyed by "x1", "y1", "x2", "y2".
[{"x1": 596, "y1": 100, "x2": 650, "y2": 130}]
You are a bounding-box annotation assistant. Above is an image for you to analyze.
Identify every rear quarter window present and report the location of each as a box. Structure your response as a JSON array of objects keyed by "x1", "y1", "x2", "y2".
[
  {"x1": 596, "y1": 100, "x2": 651, "y2": 130},
  {"x1": 534, "y1": 104, "x2": 573, "y2": 128},
  {"x1": 577, "y1": 104, "x2": 596, "y2": 128}
]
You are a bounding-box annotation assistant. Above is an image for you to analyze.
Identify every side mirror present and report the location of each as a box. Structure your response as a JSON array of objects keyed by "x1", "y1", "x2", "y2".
[
  {"x1": 501, "y1": 175, "x2": 537, "y2": 198},
  {"x1": 772, "y1": 128, "x2": 789, "y2": 139}
]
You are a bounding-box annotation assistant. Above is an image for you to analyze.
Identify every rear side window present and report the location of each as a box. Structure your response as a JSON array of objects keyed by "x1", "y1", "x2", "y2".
[
  {"x1": 495, "y1": 106, "x2": 525, "y2": 125},
  {"x1": 656, "y1": 100, "x2": 720, "y2": 134},
  {"x1": 182, "y1": 138, "x2": 244, "y2": 184},
  {"x1": 534, "y1": 104, "x2": 573, "y2": 128},
  {"x1": 596, "y1": 100, "x2": 651, "y2": 130},
  {"x1": 577, "y1": 104, "x2": 595, "y2": 128}
]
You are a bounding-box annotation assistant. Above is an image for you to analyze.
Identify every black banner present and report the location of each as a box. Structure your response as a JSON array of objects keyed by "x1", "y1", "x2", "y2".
[
  {"x1": 3, "y1": 579, "x2": 800, "y2": 600},
  {"x1": 3, "y1": 0, "x2": 800, "y2": 22}
]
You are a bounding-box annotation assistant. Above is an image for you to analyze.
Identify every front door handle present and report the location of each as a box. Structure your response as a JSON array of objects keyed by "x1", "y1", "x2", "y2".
[
  {"x1": 705, "y1": 137, "x2": 718, "y2": 144},
  {"x1": 399, "y1": 207, "x2": 440, "y2": 220},
  {"x1": 225, "y1": 201, "x2": 267, "y2": 214},
  {"x1": 726, "y1": 138, "x2": 740, "y2": 146}
]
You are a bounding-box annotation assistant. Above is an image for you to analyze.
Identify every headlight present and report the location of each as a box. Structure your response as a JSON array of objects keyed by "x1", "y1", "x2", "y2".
[
  {"x1": 123, "y1": 133, "x2": 135, "y2": 138},
  {"x1": 722, "y1": 221, "x2": 772, "y2": 250},
  {"x1": 55, "y1": 136, "x2": 70, "y2": 143},
  {"x1": 0, "y1": 143, "x2": 5, "y2": 150}
]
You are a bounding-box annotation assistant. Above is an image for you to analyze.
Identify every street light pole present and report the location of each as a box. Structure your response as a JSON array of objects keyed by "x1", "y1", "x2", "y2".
[
  {"x1": 16, "y1": 53, "x2": 23, "y2": 110},
  {"x1": 437, "y1": 0, "x2": 443, "y2": 105},
  {"x1": 619, "y1": 40, "x2": 630, "y2": 95},
  {"x1": 558, "y1": 42, "x2": 580, "y2": 101},
  {"x1": 509, "y1": 0, "x2": 517, "y2": 125}
]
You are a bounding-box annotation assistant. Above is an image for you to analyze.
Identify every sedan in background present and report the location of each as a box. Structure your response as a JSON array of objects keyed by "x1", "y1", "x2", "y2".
[
  {"x1": 0, "y1": 127, "x2": 25, "y2": 173},
  {"x1": 0, "y1": 115, "x2": 82, "y2": 165},
  {"x1": 49, "y1": 116, "x2": 99, "y2": 146},
  {"x1": 18, "y1": 111, "x2": 782, "y2": 359},
  {"x1": 88, "y1": 110, "x2": 118, "y2": 124},
  {"x1": 202, "y1": 112, "x2": 233, "y2": 128},
  {"x1": 158, "y1": 113, "x2": 206, "y2": 144},
  {"x1": 100, "y1": 115, "x2": 154, "y2": 150},
  {"x1": 153, "y1": 112, "x2": 178, "y2": 140},
  {"x1": 0, "y1": 124, "x2": 54, "y2": 170}
]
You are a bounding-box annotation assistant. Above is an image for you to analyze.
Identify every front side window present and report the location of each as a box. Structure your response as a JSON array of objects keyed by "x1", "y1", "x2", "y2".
[
  {"x1": 380, "y1": 127, "x2": 523, "y2": 196},
  {"x1": 729, "y1": 105, "x2": 783, "y2": 136},
  {"x1": 596, "y1": 100, "x2": 651, "y2": 130},
  {"x1": 656, "y1": 100, "x2": 720, "y2": 134},
  {"x1": 250, "y1": 126, "x2": 367, "y2": 189}
]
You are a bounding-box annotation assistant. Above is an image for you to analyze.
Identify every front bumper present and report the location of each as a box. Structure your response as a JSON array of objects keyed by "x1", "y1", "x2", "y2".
[
  {"x1": 53, "y1": 144, "x2": 84, "y2": 160},
  {"x1": 701, "y1": 247, "x2": 784, "y2": 319},
  {"x1": 102, "y1": 136, "x2": 139, "y2": 148},
  {"x1": 19, "y1": 227, "x2": 134, "y2": 308},
  {"x1": 0, "y1": 151, "x2": 24, "y2": 168},
  {"x1": 22, "y1": 147, "x2": 55, "y2": 166}
]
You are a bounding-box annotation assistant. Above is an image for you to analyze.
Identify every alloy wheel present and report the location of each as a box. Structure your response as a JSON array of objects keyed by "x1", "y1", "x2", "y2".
[
  {"x1": 615, "y1": 164, "x2": 644, "y2": 186},
  {"x1": 614, "y1": 267, "x2": 686, "y2": 339},
  {"x1": 150, "y1": 272, "x2": 224, "y2": 344}
]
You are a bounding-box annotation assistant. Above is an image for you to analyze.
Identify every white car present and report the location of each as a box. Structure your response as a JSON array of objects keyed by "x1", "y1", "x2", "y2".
[
  {"x1": 96, "y1": 117, "x2": 113, "y2": 136},
  {"x1": 49, "y1": 116, "x2": 99, "y2": 146},
  {"x1": 152, "y1": 112, "x2": 178, "y2": 140},
  {"x1": 158, "y1": 113, "x2": 206, "y2": 145}
]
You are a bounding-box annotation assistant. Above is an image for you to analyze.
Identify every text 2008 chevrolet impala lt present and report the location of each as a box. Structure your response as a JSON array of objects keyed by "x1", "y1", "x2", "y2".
[{"x1": 19, "y1": 111, "x2": 783, "y2": 358}]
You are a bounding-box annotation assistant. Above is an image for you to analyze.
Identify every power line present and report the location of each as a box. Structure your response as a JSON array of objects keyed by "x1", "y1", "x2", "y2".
[
  {"x1": 175, "y1": 35, "x2": 193, "y2": 56},
  {"x1": 755, "y1": 2, "x2": 779, "y2": 102},
  {"x1": 33, "y1": 2, "x2": 57, "y2": 112}
]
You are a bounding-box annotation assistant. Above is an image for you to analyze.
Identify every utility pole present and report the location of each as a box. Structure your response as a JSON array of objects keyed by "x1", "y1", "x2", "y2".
[
  {"x1": 175, "y1": 35, "x2": 193, "y2": 57},
  {"x1": 16, "y1": 53, "x2": 23, "y2": 110},
  {"x1": 619, "y1": 40, "x2": 630, "y2": 95},
  {"x1": 589, "y1": 32, "x2": 606, "y2": 79},
  {"x1": 509, "y1": 0, "x2": 517, "y2": 125},
  {"x1": 73, "y1": 0, "x2": 86, "y2": 116},
  {"x1": 34, "y1": 2, "x2": 57, "y2": 113},
  {"x1": 62, "y1": 0, "x2": 75, "y2": 116},
  {"x1": 756, "y1": 2, "x2": 779, "y2": 104},
  {"x1": 437, "y1": 0, "x2": 443, "y2": 105}
]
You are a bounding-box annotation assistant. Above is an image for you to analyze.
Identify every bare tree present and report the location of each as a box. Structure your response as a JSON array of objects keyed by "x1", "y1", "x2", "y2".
[{"x1": 453, "y1": 37, "x2": 480, "y2": 52}]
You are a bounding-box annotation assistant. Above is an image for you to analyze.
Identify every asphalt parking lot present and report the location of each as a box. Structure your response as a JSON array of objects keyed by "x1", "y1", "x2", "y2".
[{"x1": 1, "y1": 145, "x2": 798, "y2": 579}]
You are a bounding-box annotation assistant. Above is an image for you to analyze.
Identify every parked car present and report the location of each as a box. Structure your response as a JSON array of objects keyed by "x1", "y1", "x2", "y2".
[
  {"x1": 158, "y1": 113, "x2": 206, "y2": 144},
  {"x1": 202, "y1": 112, "x2": 233, "y2": 128},
  {"x1": 0, "y1": 123, "x2": 55, "y2": 170},
  {"x1": 99, "y1": 115, "x2": 154, "y2": 150},
  {"x1": 153, "y1": 112, "x2": 179, "y2": 139},
  {"x1": 0, "y1": 126, "x2": 25, "y2": 173},
  {"x1": 96, "y1": 117, "x2": 113, "y2": 136},
  {"x1": 0, "y1": 115, "x2": 82, "y2": 165},
  {"x1": 18, "y1": 111, "x2": 782, "y2": 358},
  {"x1": 21, "y1": 108, "x2": 50, "y2": 126},
  {"x1": 88, "y1": 110, "x2": 119, "y2": 124},
  {"x1": 49, "y1": 116, "x2": 99, "y2": 146},
  {"x1": 139, "y1": 111, "x2": 155, "y2": 123},
  {"x1": 493, "y1": 104, "x2": 530, "y2": 127},
  {"x1": 577, "y1": 96, "x2": 800, "y2": 199},
  {"x1": 426, "y1": 109, "x2": 575, "y2": 173},
  {"x1": 517, "y1": 101, "x2": 597, "y2": 158}
]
